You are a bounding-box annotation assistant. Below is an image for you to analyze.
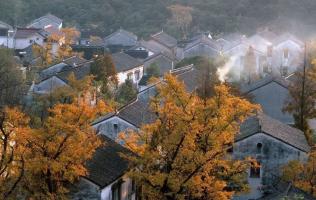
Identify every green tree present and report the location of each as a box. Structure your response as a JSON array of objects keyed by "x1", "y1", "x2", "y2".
[
  {"x1": 283, "y1": 50, "x2": 316, "y2": 144},
  {"x1": 0, "y1": 48, "x2": 24, "y2": 108},
  {"x1": 115, "y1": 79, "x2": 137, "y2": 105},
  {"x1": 195, "y1": 57, "x2": 223, "y2": 99},
  {"x1": 26, "y1": 74, "x2": 95, "y2": 127},
  {"x1": 91, "y1": 54, "x2": 118, "y2": 97},
  {"x1": 146, "y1": 63, "x2": 160, "y2": 77}
]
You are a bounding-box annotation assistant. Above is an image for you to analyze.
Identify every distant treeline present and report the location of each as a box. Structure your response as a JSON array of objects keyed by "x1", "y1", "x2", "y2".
[{"x1": 1, "y1": 0, "x2": 316, "y2": 38}]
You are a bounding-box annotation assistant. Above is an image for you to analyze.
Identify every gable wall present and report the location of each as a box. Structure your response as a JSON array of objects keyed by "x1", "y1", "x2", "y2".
[
  {"x1": 233, "y1": 132, "x2": 308, "y2": 200},
  {"x1": 93, "y1": 116, "x2": 137, "y2": 140},
  {"x1": 249, "y1": 81, "x2": 293, "y2": 124},
  {"x1": 117, "y1": 65, "x2": 144, "y2": 85}
]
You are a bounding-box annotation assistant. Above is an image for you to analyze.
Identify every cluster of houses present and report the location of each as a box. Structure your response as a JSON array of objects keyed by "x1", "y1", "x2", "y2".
[{"x1": 0, "y1": 14, "x2": 314, "y2": 200}]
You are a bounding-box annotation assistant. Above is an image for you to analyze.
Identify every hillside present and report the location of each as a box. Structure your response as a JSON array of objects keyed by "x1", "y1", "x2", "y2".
[{"x1": 1, "y1": 0, "x2": 316, "y2": 38}]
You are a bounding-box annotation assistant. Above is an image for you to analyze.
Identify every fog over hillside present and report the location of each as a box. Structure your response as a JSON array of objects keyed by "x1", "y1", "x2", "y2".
[{"x1": 1, "y1": 0, "x2": 316, "y2": 38}]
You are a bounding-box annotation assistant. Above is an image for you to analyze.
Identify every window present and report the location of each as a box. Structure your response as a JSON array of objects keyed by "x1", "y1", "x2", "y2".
[
  {"x1": 112, "y1": 180, "x2": 123, "y2": 200},
  {"x1": 250, "y1": 162, "x2": 260, "y2": 178},
  {"x1": 256, "y1": 143, "x2": 263, "y2": 154},
  {"x1": 281, "y1": 66, "x2": 288, "y2": 76},
  {"x1": 227, "y1": 147, "x2": 233, "y2": 153},
  {"x1": 113, "y1": 123, "x2": 118, "y2": 132},
  {"x1": 127, "y1": 72, "x2": 133, "y2": 81},
  {"x1": 29, "y1": 39, "x2": 33, "y2": 44},
  {"x1": 284, "y1": 48, "x2": 289, "y2": 59},
  {"x1": 267, "y1": 46, "x2": 273, "y2": 57},
  {"x1": 134, "y1": 70, "x2": 140, "y2": 81},
  {"x1": 128, "y1": 180, "x2": 136, "y2": 199}
]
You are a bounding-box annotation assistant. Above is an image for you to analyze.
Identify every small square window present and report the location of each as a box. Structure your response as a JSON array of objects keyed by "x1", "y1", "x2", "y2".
[{"x1": 127, "y1": 72, "x2": 133, "y2": 80}]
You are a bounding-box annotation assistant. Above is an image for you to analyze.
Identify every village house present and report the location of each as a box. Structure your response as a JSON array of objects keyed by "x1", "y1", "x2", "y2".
[
  {"x1": 222, "y1": 30, "x2": 304, "y2": 82},
  {"x1": 0, "y1": 21, "x2": 14, "y2": 47},
  {"x1": 126, "y1": 47, "x2": 176, "y2": 77},
  {"x1": 104, "y1": 29, "x2": 138, "y2": 51},
  {"x1": 13, "y1": 28, "x2": 47, "y2": 50},
  {"x1": 122, "y1": 31, "x2": 179, "y2": 77},
  {"x1": 233, "y1": 112, "x2": 310, "y2": 200},
  {"x1": 240, "y1": 76, "x2": 294, "y2": 125},
  {"x1": 15, "y1": 43, "x2": 43, "y2": 66},
  {"x1": 72, "y1": 37, "x2": 106, "y2": 59},
  {"x1": 181, "y1": 33, "x2": 221, "y2": 59},
  {"x1": 111, "y1": 52, "x2": 144, "y2": 86},
  {"x1": 270, "y1": 33, "x2": 304, "y2": 76},
  {"x1": 32, "y1": 56, "x2": 91, "y2": 94},
  {"x1": 70, "y1": 135, "x2": 136, "y2": 200},
  {"x1": 27, "y1": 13, "x2": 63, "y2": 33},
  {"x1": 92, "y1": 65, "x2": 310, "y2": 200},
  {"x1": 93, "y1": 65, "x2": 199, "y2": 140},
  {"x1": 149, "y1": 30, "x2": 178, "y2": 56}
]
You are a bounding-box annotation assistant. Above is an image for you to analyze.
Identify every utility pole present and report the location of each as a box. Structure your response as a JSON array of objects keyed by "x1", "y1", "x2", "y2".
[{"x1": 300, "y1": 42, "x2": 307, "y2": 131}]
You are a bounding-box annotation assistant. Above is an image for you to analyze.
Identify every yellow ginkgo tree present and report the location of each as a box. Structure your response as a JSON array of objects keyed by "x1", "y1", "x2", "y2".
[
  {"x1": 21, "y1": 100, "x2": 111, "y2": 199},
  {"x1": 119, "y1": 74, "x2": 259, "y2": 200}
]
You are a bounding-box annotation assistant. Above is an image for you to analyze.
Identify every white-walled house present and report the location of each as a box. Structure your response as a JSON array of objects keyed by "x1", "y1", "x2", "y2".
[
  {"x1": 220, "y1": 31, "x2": 304, "y2": 82},
  {"x1": 271, "y1": 33, "x2": 304, "y2": 76},
  {"x1": 70, "y1": 135, "x2": 136, "y2": 200},
  {"x1": 112, "y1": 52, "x2": 144, "y2": 85},
  {"x1": 13, "y1": 28, "x2": 47, "y2": 50}
]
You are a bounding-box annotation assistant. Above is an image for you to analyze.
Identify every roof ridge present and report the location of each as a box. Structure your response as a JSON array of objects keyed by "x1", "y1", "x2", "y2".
[{"x1": 151, "y1": 30, "x2": 164, "y2": 38}]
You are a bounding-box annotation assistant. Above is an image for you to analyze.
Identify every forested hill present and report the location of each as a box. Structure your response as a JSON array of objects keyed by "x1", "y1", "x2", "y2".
[{"x1": 1, "y1": 0, "x2": 316, "y2": 38}]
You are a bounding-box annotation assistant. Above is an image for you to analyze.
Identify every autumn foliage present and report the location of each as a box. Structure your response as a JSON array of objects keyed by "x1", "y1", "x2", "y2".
[
  {"x1": 119, "y1": 74, "x2": 259, "y2": 200},
  {"x1": 0, "y1": 99, "x2": 111, "y2": 199},
  {"x1": 0, "y1": 108, "x2": 30, "y2": 199},
  {"x1": 282, "y1": 151, "x2": 316, "y2": 197}
]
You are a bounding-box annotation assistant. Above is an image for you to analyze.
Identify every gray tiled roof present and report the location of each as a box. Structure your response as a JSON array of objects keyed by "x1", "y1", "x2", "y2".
[
  {"x1": 85, "y1": 135, "x2": 132, "y2": 188},
  {"x1": 56, "y1": 62, "x2": 91, "y2": 83},
  {"x1": 104, "y1": 29, "x2": 138, "y2": 41},
  {"x1": 151, "y1": 31, "x2": 177, "y2": 48},
  {"x1": 175, "y1": 67, "x2": 199, "y2": 92},
  {"x1": 112, "y1": 52, "x2": 143, "y2": 72},
  {"x1": 27, "y1": 14, "x2": 62, "y2": 29},
  {"x1": 139, "y1": 40, "x2": 175, "y2": 59},
  {"x1": 94, "y1": 65, "x2": 200, "y2": 128},
  {"x1": 240, "y1": 76, "x2": 294, "y2": 124},
  {"x1": 237, "y1": 112, "x2": 310, "y2": 152},
  {"x1": 241, "y1": 75, "x2": 289, "y2": 94},
  {"x1": 116, "y1": 66, "x2": 199, "y2": 127},
  {"x1": 0, "y1": 21, "x2": 12, "y2": 30},
  {"x1": 118, "y1": 98, "x2": 157, "y2": 128},
  {"x1": 184, "y1": 35, "x2": 220, "y2": 52},
  {"x1": 63, "y1": 56, "x2": 88, "y2": 67},
  {"x1": 40, "y1": 56, "x2": 88, "y2": 80}
]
